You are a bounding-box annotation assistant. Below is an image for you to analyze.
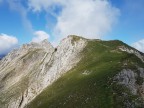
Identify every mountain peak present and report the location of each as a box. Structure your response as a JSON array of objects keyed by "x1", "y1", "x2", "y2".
[
  {"x1": 58, "y1": 35, "x2": 88, "y2": 47},
  {"x1": 21, "y1": 39, "x2": 54, "y2": 51},
  {"x1": 40, "y1": 39, "x2": 49, "y2": 44}
]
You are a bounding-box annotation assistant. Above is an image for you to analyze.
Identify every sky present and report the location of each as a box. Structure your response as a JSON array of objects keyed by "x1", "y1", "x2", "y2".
[{"x1": 0, "y1": 0, "x2": 144, "y2": 55}]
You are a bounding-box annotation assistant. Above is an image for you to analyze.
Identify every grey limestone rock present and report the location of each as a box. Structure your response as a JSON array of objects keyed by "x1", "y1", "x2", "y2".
[{"x1": 0, "y1": 36, "x2": 87, "y2": 108}]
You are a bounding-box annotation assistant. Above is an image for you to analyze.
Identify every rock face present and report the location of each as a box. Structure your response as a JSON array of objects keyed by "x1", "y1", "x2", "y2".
[
  {"x1": 119, "y1": 45, "x2": 144, "y2": 62},
  {"x1": 0, "y1": 36, "x2": 87, "y2": 108},
  {"x1": 114, "y1": 68, "x2": 144, "y2": 95},
  {"x1": 113, "y1": 68, "x2": 144, "y2": 107}
]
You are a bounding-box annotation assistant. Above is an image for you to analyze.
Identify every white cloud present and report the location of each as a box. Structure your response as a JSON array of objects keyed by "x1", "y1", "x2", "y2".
[
  {"x1": 132, "y1": 39, "x2": 144, "y2": 53},
  {"x1": 28, "y1": 0, "x2": 64, "y2": 12},
  {"x1": 28, "y1": 0, "x2": 120, "y2": 42},
  {"x1": 0, "y1": 33, "x2": 18, "y2": 55},
  {"x1": 32, "y1": 31, "x2": 49, "y2": 42}
]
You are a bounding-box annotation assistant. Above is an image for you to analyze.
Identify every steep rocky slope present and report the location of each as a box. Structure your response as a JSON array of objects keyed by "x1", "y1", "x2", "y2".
[
  {"x1": 0, "y1": 35, "x2": 144, "y2": 108},
  {"x1": 0, "y1": 36, "x2": 87, "y2": 108}
]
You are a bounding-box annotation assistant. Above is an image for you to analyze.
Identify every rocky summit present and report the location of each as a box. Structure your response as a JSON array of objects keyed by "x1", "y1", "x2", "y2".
[{"x1": 0, "y1": 35, "x2": 144, "y2": 108}]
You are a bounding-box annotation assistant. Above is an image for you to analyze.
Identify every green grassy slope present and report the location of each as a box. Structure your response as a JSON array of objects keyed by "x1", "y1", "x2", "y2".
[{"x1": 26, "y1": 39, "x2": 144, "y2": 108}]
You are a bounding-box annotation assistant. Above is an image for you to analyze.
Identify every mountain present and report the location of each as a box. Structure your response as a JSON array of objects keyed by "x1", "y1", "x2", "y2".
[{"x1": 0, "y1": 35, "x2": 144, "y2": 108}]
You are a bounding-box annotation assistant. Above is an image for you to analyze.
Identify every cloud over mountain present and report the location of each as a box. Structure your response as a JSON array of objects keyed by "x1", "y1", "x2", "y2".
[
  {"x1": 28, "y1": 0, "x2": 120, "y2": 42},
  {"x1": 32, "y1": 30, "x2": 49, "y2": 43},
  {"x1": 0, "y1": 33, "x2": 18, "y2": 55}
]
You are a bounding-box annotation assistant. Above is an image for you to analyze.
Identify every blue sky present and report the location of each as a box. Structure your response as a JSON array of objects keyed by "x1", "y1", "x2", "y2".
[
  {"x1": 107, "y1": 0, "x2": 144, "y2": 44},
  {"x1": 0, "y1": 0, "x2": 144, "y2": 55}
]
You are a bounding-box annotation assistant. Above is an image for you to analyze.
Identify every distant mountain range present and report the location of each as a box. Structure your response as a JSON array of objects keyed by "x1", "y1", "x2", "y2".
[
  {"x1": 0, "y1": 55, "x2": 5, "y2": 60},
  {"x1": 0, "y1": 35, "x2": 144, "y2": 108}
]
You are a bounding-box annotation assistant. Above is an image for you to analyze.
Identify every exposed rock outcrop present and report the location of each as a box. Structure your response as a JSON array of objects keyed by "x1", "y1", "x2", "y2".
[
  {"x1": 0, "y1": 36, "x2": 87, "y2": 108},
  {"x1": 113, "y1": 68, "x2": 144, "y2": 107},
  {"x1": 119, "y1": 46, "x2": 144, "y2": 62}
]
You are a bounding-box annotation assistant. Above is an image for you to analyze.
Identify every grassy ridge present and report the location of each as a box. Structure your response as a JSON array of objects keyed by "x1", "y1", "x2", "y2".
[{"x1": 26, "y1": 40, "x2": 144, "y2": 108}]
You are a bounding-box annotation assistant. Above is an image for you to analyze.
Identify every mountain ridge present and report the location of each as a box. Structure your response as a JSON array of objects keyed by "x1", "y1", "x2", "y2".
[
  {"x1": 26, "y1": 36, "x2": 144, "y2": 108},
  {"x1": 0, "y1": 35, "x2": 87, "y2": 108},
  {"x1": 0, "y1": 35, "x2": 144, "y2": 108}
]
